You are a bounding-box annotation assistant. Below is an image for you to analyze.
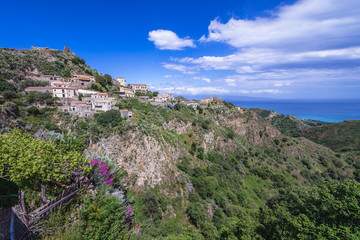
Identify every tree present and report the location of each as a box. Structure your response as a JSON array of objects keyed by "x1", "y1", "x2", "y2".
[
  {"x1": 2, "y1": 90, "x2": 18, "y2": 99},
  {"x1": 78, "y1": 93, "x2": 84, "y2": 101},
  {"x1": 258, "y1": 180, "x2": 360, "y2": 239},
  {"x1": 95, "y1": 75, "x2": 107, "y2": 87},
  {"x1": 90, "y1": 83, "x2": 104, "y2": 92},
  {"x1": 187, "y1": 202, "x2": 207, "y2": 226},
  {"x1": 94, "y1": 110, "x2": 123, "y2": 127},
  {"x1": 0, "y1": 77, "x2": 16, "y2": 92},
  {"x1": 0, "y1": 130, "x2": 89, "y2": 189},
  {"x1": 104, "y1": 74, "x2": 113, "y2": 86}
]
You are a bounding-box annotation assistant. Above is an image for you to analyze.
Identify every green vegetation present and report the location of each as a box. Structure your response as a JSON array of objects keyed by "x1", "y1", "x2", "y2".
[
  {"x1": 250, "y1": 108, "x2": 330, "y2": 133},
  {"x1": 0, "y1": 130, "x2": 88, "y2": 189},
  {"x1": 294, "y1": 120, "x2": 360, "y2": 152},
  {"x1": 1, "y1": 48, "x2": 360, "y2": 239},
  {"x1": 0, "y1": 48, "x2": 97, "y2": 81}
]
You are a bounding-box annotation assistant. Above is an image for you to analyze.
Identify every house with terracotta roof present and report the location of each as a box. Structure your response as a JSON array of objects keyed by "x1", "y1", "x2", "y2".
[
  {"x1": 72, "y1": 74, "x2": 95, "y2": 87},
  {"x1": 91, "y1": 98, "x2": 117, "y2": 112},
  {"x1": 153, "y1": 93, "x2": 174, "y2": 103},
  {"x1": 129, "y1": 84, "x2": 148, "y2": 92},
  {"x1": 185, "y1": 100, "x2": 198, "y2": 108},
  {"x1": 120, "y1": 109, "x2": 133, "y2": 118},
  {"x1": 91, "y1": 92, "x2": 108, "y2": 99},
  {"x1": 78, "y1": 89, "x2": 98, "y2": 96},
  {"x1": 51, "y1": 82, "x2": 70, "y2": 87},
  {"x1": 52, "y1": 87, "x2": 79, "y2": 98},
  {"x1": 60, "y1": 98, "x2": 93, "y2": 117},
  {"x1": 114, "y1": 77, "x2": 126, "y2": 86},
  {"x1": 115, "y1": 87, "x2": 135, "y2": 98}
]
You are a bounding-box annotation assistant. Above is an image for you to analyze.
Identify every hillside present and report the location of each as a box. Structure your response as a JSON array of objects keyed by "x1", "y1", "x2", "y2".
[
  {"x1": 0, "y1": 46, "x2": 97, "y2": 82},
  {"x1": 1, "y1": 47, "x2": 359, "y2": 239},
  {"x1": 294, "y1": 120, "x2": 360, "y2": 152},
  {"x1": 249, "y1": 108, "x2": 331, "y2": 133}
]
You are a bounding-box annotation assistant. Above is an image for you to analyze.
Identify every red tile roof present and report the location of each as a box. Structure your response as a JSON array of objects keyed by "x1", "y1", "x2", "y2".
[
  {"x1": 74, "y1": 74, "x2": 93, "y2": 81},
  {"x1": 52, "y1": 87, "x2": 78, "y2": 90}
]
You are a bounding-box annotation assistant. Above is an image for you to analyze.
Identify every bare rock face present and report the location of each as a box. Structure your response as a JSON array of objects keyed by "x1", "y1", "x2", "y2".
[
  {"x1": 163, "y1": 119, "x2": 192, "y2": 135},
  {"x1": 64, "y1": 46, "x2": 74, "y2": 55},
  {"x1": 87, "y1": 128, "x2": 185, "y2": 190},
  {"x1": 213, "y1": 108, "x2": 280, "y2": 145}
]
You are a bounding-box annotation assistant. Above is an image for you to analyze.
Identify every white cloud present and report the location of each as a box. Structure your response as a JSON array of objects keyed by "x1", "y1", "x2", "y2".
[
  {"x1": 162, "y1": 63, "x2": 197, "y2": 74},
  {"x1": 148, "y1": 29, "x2": 196, "y2": 50},
  {"x1": 252, "y1": 89, "x2": 283, "y2": 94},
  {"x1": 156, "y1": 85, "x2": 229, "y2": 95},
  {"x1": 274, "y1": 82, "x2": 291, "y2": 87},
  {"x1": 201, "y1": 0, "x2": 360, "y2": 51},
  {"x1": 163, "y1": 74, "x2": 181, "y2": 78},
  {"x1": 193, "y1": 76, "x2": 211, "y2": 83},
  {"x1": 177, "y1": 46, "x2": 360, "y2": 73}
]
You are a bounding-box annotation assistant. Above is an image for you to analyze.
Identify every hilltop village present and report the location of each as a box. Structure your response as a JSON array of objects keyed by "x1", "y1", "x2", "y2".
[{"x1": 23, "y1": 73, "x2": 219, "y2": 118}]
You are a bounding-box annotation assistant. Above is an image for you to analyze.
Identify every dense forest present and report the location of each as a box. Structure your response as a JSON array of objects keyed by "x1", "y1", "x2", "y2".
[{"x1": 1, "y1": 47, "x2": 360, "y2": 239}]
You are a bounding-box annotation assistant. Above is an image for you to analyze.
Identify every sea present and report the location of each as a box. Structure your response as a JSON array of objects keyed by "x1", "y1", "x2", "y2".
[{"x1": 225, "y1": 98, "x2": 360, "y2": 123}]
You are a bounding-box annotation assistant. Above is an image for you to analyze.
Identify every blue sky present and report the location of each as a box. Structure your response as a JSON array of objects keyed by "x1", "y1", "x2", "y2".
[{"x1": 1, "y1": 0, "x2": 359, "y2": 99}]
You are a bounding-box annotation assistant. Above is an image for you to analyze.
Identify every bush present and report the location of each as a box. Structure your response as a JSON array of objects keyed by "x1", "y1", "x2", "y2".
[
  {"x1": 187, "y1": 202, "x2": 207, "y2": 226},
  {"x1": 95, "y1": 110, "x2": 123, "y2": 127},
  {"x1": 333, "y1": 159, "x2": 344, "y2": 168},
  {"x1": 71, "y1": 56, "x2": 85, "y2": 65},
  {"x1": 79, "y1": 192, "x2": 131, "y2": 239},
  {"x1": 27, "y1": 106, "x2": 41, "y2": 116},
  {"x1": 200, "y1": 119, "x2": 211, "y2": 130},
  {"x1": 2, "y1": 90, "x2": 18, "y2": 99},
  {"x1": 0, "y1": 78, "x2": 16, "y2": 92}
]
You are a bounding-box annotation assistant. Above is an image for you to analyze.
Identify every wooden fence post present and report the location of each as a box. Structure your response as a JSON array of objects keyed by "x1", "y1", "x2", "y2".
[{"x1": 41, "y1": 182, "x2": 47, "y2": 204}]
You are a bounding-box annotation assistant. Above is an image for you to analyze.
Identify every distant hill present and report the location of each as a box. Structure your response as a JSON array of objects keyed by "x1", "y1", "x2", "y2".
[
  {"x1": 175, "y1": 96, "x2": 189, "y2": 101},
  {"x1": 294, "y1": 120, "x2": 360, "y2": 152},
  {"x1": 248, "y1": 108, "x2": 330, "y2": 133}
]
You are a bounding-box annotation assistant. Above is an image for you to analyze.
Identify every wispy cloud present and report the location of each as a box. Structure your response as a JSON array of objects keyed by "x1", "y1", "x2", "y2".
[
  {"x1": 192, "y1": 76, "x2": 211, "y2": 83},
  {"x1": 148, "y1": 29, "x2": 196, "y2": 50},
  {"x1": 162, "y1": 63, "x2": 197, "y2": 74},
  {"x1": 156, "y1": 85, "x2": 230, "y2": 95}
]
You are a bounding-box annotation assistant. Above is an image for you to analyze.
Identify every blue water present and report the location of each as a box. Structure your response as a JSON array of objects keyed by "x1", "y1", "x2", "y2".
[{"x1": 227, "y1": 99, "x2": 360, "y2": 122}]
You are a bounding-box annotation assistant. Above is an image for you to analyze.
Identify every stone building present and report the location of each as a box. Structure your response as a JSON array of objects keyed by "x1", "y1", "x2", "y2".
[
  {"x1": 91, "y1": 92, "x2": 108, "y2": 99},
  {"x1": 129, "y1": 84, "x2": 148, "y2": 92},
  {"x1": 91, "y1": 98, "x2": 117, "y2": 112},
  {"x1": 72, "y1": 74, "x2": 95, "y2": 87},
  {"x1": 24, "y1": 86, "x2": 53, "y2": 94},
  {"x1": 120, "y1": 109, "x2": 133, "y2": 118},
  {"x1": 115, "y1": 87, "x2": 135, "y2": 98},
  {"x1": 154, "y1": 93, "x2": 174, "y2": 103},
  {"x1": 114, "y1": 77, "x2": 126, "y2": 86},
  {"x1": 51, "y1": 82, "x2": 70, "y2": 87},
  {"x1": 60, "y1": 98, "x2": 93, "y2": 118},
  {"x1": 52, "y1": 87, "x2": 79, "y2": 98},
  {"x1": 186, "y1": 100, "x2": 198, "y2": 108}
]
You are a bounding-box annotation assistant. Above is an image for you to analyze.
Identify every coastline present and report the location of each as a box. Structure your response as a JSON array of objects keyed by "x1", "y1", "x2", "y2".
[{"x1": 225, "y1": 98, "x2": 360, "y2": 123}]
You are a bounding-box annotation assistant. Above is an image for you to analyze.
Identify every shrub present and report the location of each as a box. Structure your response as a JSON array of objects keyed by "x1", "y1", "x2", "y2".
[
  {"x1": 27, "y1": 106, "x2": 41, "y2": 116},
  {"x1": 2, "y1": 90, "x2": 17, "y2": 99},
  {"x1": 94, "y1": 110, "x2": 123, "y2": 127},
  {"x1": 333, "y1": 159, "x2": 344, "y2": 168},
  {"x1": 187, "y1": 202, "x2": 207, "y2": 226}
]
